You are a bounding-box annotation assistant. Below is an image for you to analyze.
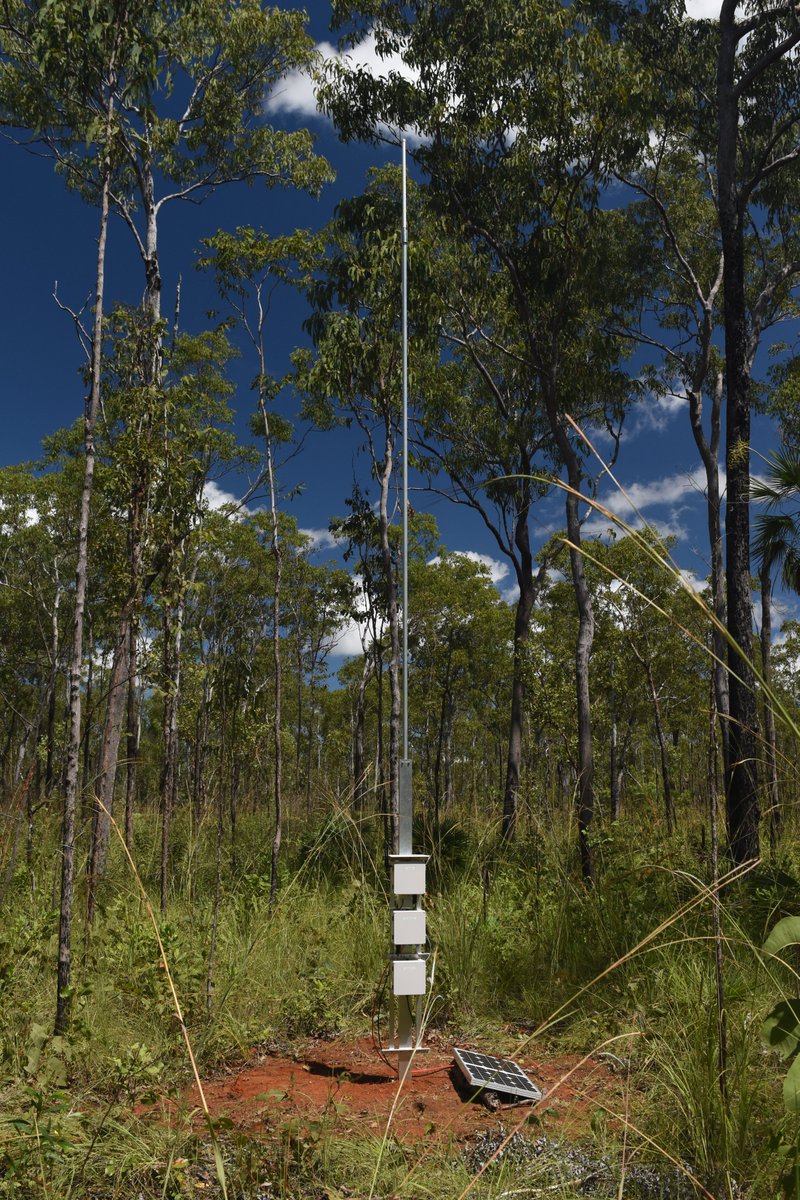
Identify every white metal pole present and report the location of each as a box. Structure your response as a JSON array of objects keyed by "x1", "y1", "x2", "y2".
[
  {"x1": 394, "y1": 136, "x2": 416, "y2": 1084},
  {"x1": 401, "y1": 136, "x2": 409, "y2": 764}
]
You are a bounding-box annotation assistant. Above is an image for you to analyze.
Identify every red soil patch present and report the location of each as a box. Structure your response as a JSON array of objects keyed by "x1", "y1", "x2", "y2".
[{"x1": 173, "y1": 1035, "x2": 620, "y2": 1145}]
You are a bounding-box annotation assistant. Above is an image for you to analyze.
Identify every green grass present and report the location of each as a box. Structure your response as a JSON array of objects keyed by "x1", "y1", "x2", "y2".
[{"x1": 1, "y1": 795, "x2": 799, "y2": 1197}]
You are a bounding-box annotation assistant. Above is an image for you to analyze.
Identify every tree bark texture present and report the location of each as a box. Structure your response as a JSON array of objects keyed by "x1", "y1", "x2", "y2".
[
  {"x1": 86, "y1": 623, "x2": 130, "y2": 925},
  {"x1": 377, "y1": 418, "x2": 401, "y2": 855},
  {"x1": 56, "y1": 55, "x2": 117, "y2": 1034},
  {"x1": 353, "y1": 651, "x2": 373, "y2": 811},
  {"x1": 717, "y1": 7, "x2": 760, "y2": 863}
]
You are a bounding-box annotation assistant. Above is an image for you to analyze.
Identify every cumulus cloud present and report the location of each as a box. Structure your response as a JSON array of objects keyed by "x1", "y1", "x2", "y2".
[
  {"x1": 602, "y1": 465, "x2": 719, "y2": 520},
  {"x1": 203, "y1": 479, "x2": 245, "y2": 516},
  {"x1": 327, "y1": 618, "x2": 368, "y2": 658},
  {"x1": 678, "y1": 568, "x2": 708, "y2": 594},
  {"x1": 300, "y1": 527, "x2": 340, "y2": 552},
  {"x1": 578, "y1": 464, "x2": 727, "y2": 543},
  {"x1": 581, "y1": 512, "x2": 690, "y2": 542},
  {"x1": 428, "y1": 549, "x2": 510, "y2": 586},
  {"x1": 326, "y1": 574, "x2": 386, "y2": 659},
  {"x1": 266, "y1": 31, "x2": 419, "y2": 135},
  {"x1": 630, "y1": 388, "x2": 690, "y2": 436}
]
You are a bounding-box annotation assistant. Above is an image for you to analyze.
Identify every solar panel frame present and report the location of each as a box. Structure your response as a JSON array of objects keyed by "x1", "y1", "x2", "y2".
[{"x1": 453, "y1": 1048, "x2": 543, "y2": 1102}]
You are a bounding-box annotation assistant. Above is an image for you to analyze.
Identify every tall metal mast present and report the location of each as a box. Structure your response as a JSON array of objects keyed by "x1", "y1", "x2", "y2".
[
  {"x1": 387, "y1": 136, "x2": 428, "y2": 1083},
  {"x1": 402, "y1": 136, "x2": 410, "y2": 763}
]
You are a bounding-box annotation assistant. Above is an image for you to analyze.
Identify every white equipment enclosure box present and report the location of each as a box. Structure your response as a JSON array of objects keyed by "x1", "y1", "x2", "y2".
[
  {"x1": 393, "y1": 859, "x2": 426, "y2": 896},
  {"x1": 393, "y1": 957, "x2": 427, "y2": 996},
  {"x1": 393, "y1": 908, "x2": 426, "y2": 946}
]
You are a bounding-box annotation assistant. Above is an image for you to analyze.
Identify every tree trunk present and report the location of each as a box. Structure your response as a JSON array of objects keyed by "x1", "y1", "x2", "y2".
[
  {"x1": 444, "y1": 698, "x2": 455, "y2": 814},
  {"x1": 688, "y1": 372, "x2": 730, "y2": 777},
  {"x1": 305, "y1": 672, "x2": 315, "y2": 816},
  {"x1": 647, "y1": 663, "x2": 674, "y2": 837},
  {"x1": 124, "y1": 617, "x2": 139, "y2": 851},
  {"x1": 544, "y1": 383, "x2": 595, "y2": 881},
  {"x1": 717, "y1": 5, "x2": 760, "y2": 863},
  {"x1": 296, "y1": 643, "x2": 304, "y2": 795},
  {"x1": 45, "y1": 578, "x2": 62, "y2": 797},
  {"x1": 260, "y1": 380, "x2": 283, "y2": 911},
  {"x1": 56, "y1": 59, "x2": 117, "y2": 1034},
  {"x1": 160, "y1": 549, "x2": 192, "y2": 915},
  {"x1": 353, "y1": 651, "x2": 373, "y2": 811},
  {"x1": 193, "y1": 663, "x2": 211, "y2": 820},
  {"x1": 502, "y1": 503, "x2": 544, "y2": 841},
  {"x1": 565, "y1": 485, "x2": 596, "y2": 883},
  {"x1": 377, "y1": 417, "x2": 401, "y2": 855},
  {"x1": 433, "y1": 663, "x2": 451, "y2": 827},
  {"x1": 86, "y1": 622, "x2": 130, "y2": 924},
  {"x1": 760, "y1": 564, "x2": 781, "y2": 850}
]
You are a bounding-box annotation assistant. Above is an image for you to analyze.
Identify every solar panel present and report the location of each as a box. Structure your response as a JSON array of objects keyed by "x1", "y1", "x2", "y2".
[{"x1": 453, "y1": 1048, "x2": 543, "y2": 1102}]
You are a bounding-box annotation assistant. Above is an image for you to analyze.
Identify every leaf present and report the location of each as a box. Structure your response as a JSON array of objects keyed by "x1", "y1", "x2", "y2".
[
  {"x1": 762, "y1": 1000, "x2": 800, "y2": 1059},
  {"x1": 255, "y1": 1089, "x2": 287, "y2": 1102},
  {"x1": 764, "y1": 916, "x2": 800, "y2": 958},
  {"x1": 210, "y1": 1136, "x2": 229, "y2": 1200},
  {"x1": 24, "y1": 1024, "x2": 48, "y2": 1076},
  {"x1": 784, "y1": 1054, "x2": 800, "y2": 1112}
]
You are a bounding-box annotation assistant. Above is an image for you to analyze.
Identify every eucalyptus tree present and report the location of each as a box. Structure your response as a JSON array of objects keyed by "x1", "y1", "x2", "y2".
[
  {"x1": 715, "y1": 0, "x2": 800, "y2": 862},
  {"x1": 72, "y1": 308, "x2": 240, "y2": 917},
  {"x1": 2, "y1": 0, "x2": 332, "y2": 1024},
  {"x1": 199, "y1": 225, "x2": 326, "y2": 904},
  {"x1": 752, "y1": 448, "x2": 800, "y2": 843},
  {"x1": 0, "y1": 0, "x2": 157, "y2": 1031},
  {"x1": 407, "y1": 552, "x2": 512, "y2": 826},
  {"x1": 0, "y1": 466, "x2": 75, "y2": 817},
  {"x1": 612, "y1": 0, "x2": 800, "y2": 864},
  {"x1": 321, "y1": 0, "x2": 646, "y2": 878},
  {"x1": 294, "y1": 171, "x2": 441, "y2": 855},
  {"x1": 592, "y1": 532, "x2": 708, "y2": 835},
  {"x1": 152, "y1": 327, "x2": 239, "y2": 914},
  {"x1": 283, "y1": 552, "x2": 354, "y2": 806},
  {"x1": 612, "y1": 128, "x2": 730, "y2": 776},
  {"x1": 329, "y1": 488, "x2": 392, "y2": 817},
  {"x1": 82, "y1": 1, "x2": 331, "y2": 915}
]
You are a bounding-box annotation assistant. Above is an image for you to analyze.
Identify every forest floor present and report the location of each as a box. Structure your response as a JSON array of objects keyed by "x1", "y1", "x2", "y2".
[{"x1": 147, "y1": 1033, "x2": 621, "y2": 1145}]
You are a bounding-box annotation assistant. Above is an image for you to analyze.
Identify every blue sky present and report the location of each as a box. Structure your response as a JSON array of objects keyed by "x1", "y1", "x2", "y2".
[{"x1": 0, "y1": 0, "x2": 792, "y2": 645}]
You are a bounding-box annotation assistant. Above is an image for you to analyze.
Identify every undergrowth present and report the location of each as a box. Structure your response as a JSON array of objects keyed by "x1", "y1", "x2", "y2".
[{"x1": 0, "y1": 796, "x2": 798, "y2": 1197}]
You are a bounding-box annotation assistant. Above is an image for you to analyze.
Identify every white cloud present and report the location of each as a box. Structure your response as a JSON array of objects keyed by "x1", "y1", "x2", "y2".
[
  {"x1": 429, "y1": 549, "x2": 510, "y2": 586},
  {"x1": 203, "y1": 480, "x2": 244, "y2": 516},
  {"x1": 300, "y1": 526, "x2": 340, "y2": 551},
  {"x1": 678, "y1": 568, "x2": 708, "y2": 594},
  {"x1": 266, "y1": 32, "x2": 420, "y2": 135},
  {"x1": 327, "y1": 618, "x2": 367, "y2": 659},
  {"x1": 602, "y1": 465, "x2": 719, "y2": 521},
  {"x1": 684, "y1": 2, "x2": 749, "y2": 27},
  {"x1": 631, "y1": 389, "x2": 689, "y2": 436},
  {"x1": 581, "y1": 512, "x2": 689, "y2": 542},
  {"x1": 685, "y1": 0, "x2": 722, "y2": 17},
  {"x1": 0, "y1": 500, "x2": 39, "y2": 530},
  {"x1": 326, "y1": 574, "x2": 387, "y2": 659}
]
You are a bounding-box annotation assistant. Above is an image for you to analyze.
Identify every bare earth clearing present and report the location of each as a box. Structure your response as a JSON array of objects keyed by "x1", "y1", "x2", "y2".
[{"x1": 144, "y1": 1035, "x2": 621, "y2": 1146}]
